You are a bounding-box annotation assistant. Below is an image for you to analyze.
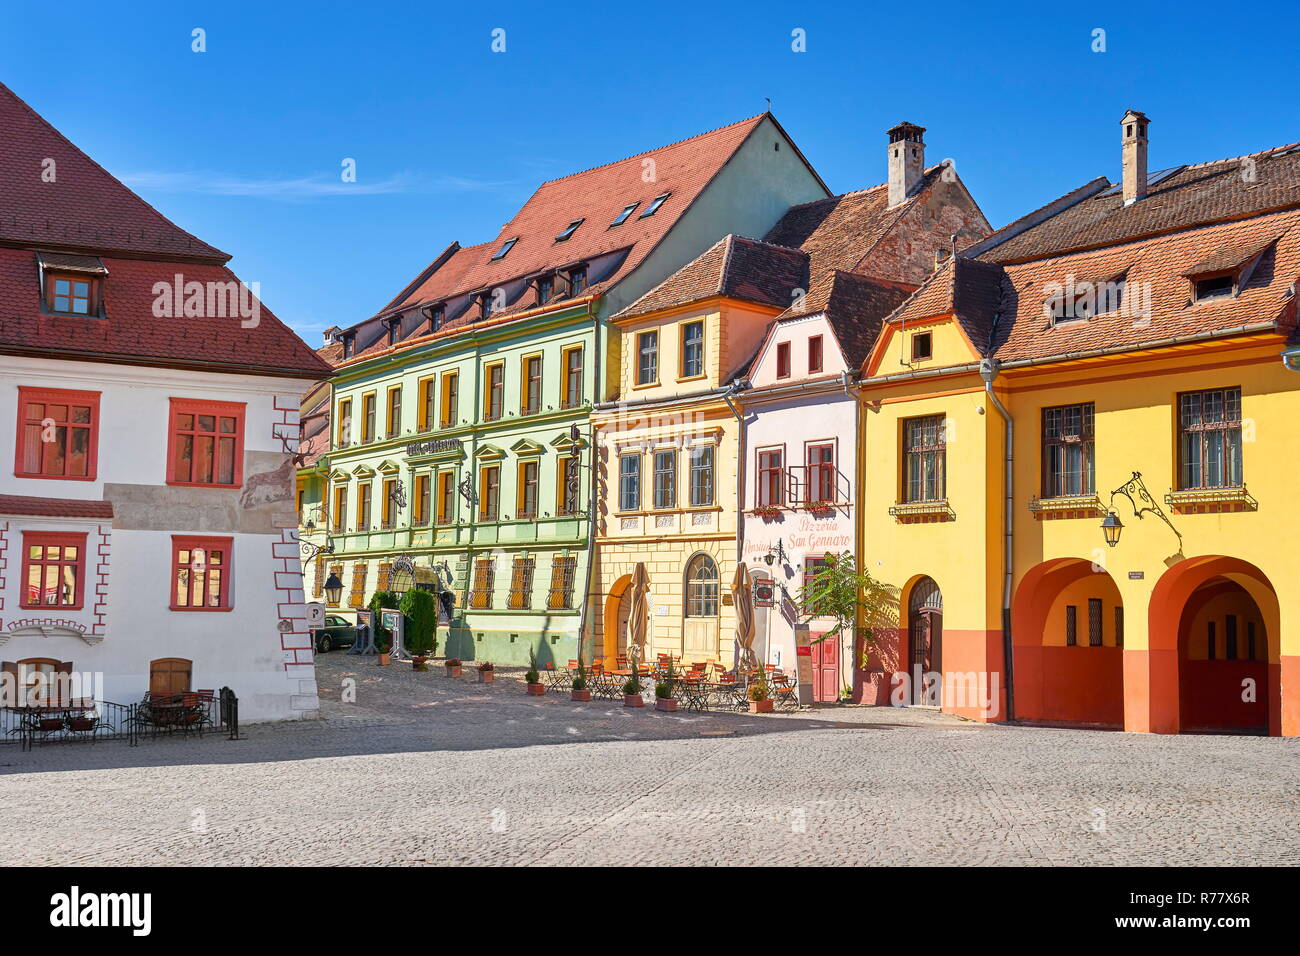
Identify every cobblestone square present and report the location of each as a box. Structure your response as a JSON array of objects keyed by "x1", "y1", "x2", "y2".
[{"x1": 1, "y1": 655, "x2": 1295, "y2": 866}]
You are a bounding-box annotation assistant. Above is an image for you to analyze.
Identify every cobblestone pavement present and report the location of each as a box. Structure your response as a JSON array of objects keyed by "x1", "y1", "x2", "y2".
[{"x1": 1, "y1": 654, "x2": 1296, "y2": 866}]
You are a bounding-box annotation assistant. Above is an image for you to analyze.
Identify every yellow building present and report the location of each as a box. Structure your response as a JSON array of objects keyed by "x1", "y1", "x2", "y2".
[{"x1": 858, "y1": 112, "x2": 1300, "y2": 736}]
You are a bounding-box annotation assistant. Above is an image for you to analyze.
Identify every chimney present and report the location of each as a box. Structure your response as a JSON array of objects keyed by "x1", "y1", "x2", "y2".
[
  {"x1": 1121, "y1": 110, "x2": 1150, "y2": 205},
  {"x1": 887, "y1": 121, "x2": 926, "y2": 208}
]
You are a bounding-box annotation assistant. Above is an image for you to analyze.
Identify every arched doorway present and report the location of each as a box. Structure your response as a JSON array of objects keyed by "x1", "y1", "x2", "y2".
[
  {"x1": 601, "y1": 574, "x2": 632, "y2": 664},
  {"x1": 1148, "y1": 556, "x2": 1280, "y2": 736},
  {"x1": 1011, "y1": 559, "x2": 1124, "y2": 727},
  {"x1": 906, "y1": 577, "x2": 942, "y2": 705}
]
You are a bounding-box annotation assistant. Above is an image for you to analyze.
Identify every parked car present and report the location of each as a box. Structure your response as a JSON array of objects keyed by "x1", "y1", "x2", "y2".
[{"x1": 312, "y1": 615, "x2": 357, "y2": 653}]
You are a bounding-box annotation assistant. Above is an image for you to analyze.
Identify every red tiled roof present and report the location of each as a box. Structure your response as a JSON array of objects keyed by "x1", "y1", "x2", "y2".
[
  {"x1": 0, "y1": 494, "x2": 113, "y2": 519},
  {"x1": 0, "y1": 249, "x2": 333, "y2": 377},
  {"x1": 614, "y1": 234, "x2": 809, "y2": 321},
  {"x1": 0, "y1": 82, "x2": 227, "y2": 263}
]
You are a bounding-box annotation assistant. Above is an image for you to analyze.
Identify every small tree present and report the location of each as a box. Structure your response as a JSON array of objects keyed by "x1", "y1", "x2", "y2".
[
  {"x1": 400, "y1": 588, "x2": 437, "y2": 656},
  {"x1": 799, "y1": 551, "x2": 898, "y2": 662}
]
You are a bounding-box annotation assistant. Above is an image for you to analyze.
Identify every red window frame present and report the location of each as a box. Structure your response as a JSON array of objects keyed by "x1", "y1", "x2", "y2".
[
  {"x1": 44, "y1": 272, "x2": 99, "y2": 316},
  {"x1": 756, "y1": 447, "x2": 784, "y2": 507},
  {"x1": 806, "y1": 442, "x2": 836, "y2": 503},
  {"x1": 166, "y1": 398, "x2": 246, "y2": 488},
  {"x1": 776, "y1": 342, "x2": 791, "y2": 379},
  {"x1": 14, "y1": 386, "x2": 101, "y2": 481},
  {"x1": 20, "y1": 531, "x2": 88, "y2": 610},
  {"x1": 170, "y1": 535, "x2": 234, "y2": 612},
  {"x1": 808, "y1": 335, "x2": 824, "y2": 374}
]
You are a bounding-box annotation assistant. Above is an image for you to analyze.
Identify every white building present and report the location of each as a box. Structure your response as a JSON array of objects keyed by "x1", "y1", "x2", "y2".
[{"x1": 0, "y1": 82, "x2": 330, "y2": 721}]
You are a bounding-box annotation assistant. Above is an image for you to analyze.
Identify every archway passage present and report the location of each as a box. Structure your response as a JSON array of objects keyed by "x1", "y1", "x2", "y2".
[
  {"x1": 1176, "y1": 578, "x2": 1270, "y2": 734},
  {"x1": 906, "y1": 577, "x2": 942, "y2": 705},
  {"x1": 1147, "y1": 555, "x2": 1281, "y2": 736},
  {"x1": 1012, "y1": 559, "x2": 1124, "y2": 727},
  {"x1": 601, "y1": 574, "x2": 632, "y2": 664}
]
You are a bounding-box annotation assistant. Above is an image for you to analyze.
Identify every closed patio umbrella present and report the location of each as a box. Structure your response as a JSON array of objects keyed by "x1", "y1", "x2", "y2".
[
  {"x1": 627, "y1": 562, "x2": 650, "y2": 666},
  {"x1": 732, "y1": 562, "x2": 756, "y2": 672}
]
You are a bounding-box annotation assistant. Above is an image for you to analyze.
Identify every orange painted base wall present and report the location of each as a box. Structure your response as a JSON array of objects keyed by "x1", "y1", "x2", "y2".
[
  {"x1": 1014, "y1": 645, "x2": 1124, "y2": 726},
  {"x1": 1179, "y1": 660, "x2": 1270, "y2": 732},
  {"x1": 936, "y1": 628, "x2": 1006, "y2": 722},
  {"x1": 1284, "y1": 657, "x2": 1300, "y2": 737}
]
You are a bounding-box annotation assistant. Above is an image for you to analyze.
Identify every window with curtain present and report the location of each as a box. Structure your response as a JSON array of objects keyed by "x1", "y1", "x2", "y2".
[{"x1": 685, "y1": 554, "x2": 718, "y2": 617}]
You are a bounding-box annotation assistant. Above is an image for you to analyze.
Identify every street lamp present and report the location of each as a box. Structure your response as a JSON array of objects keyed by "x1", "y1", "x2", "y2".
[
  {"x1": 323, "y1": 572, "x2": 344, "y2": 606},
  {"x1": 764, "y1": 538, "x2": 787, "y2": 567},
  {"x1": 1100, "y1": 471, "x2": 1180, "y2": 550},
  {"x1": 1100, "y1": 511, "x2": 1124, "y2": 548}
]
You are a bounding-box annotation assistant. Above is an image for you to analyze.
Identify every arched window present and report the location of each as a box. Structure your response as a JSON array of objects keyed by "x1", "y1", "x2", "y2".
[
  {"x1": 3, "y1": 658, "x2": 71, "y2": 707},
  {"x1": 149, "y1": 658, "x2": 192, "y2": 695},
  {"x1": 685, "y1": 554, "x2": 719, "y2": 618}
]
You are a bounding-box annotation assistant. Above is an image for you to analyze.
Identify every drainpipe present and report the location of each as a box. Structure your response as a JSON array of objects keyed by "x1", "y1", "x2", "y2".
[
  {"x1": 575, "y1": 305, "x2": 602, "y2": 664},
  {"x1": 720, "y1": 378, "x2": 751, "y2": 563},
  {"x1": 979, "y1": 357, "x2": 1015, "y2": 721},
  {"x1": 841, "y1": 369, "x2": 866, "y2": 702}
]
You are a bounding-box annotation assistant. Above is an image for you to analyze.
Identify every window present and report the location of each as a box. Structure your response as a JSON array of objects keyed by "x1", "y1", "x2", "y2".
[
  {"x1": 555, "y1": 219, "x2": 584, "y2": 242},
  {"x1": 637, "y1": 331, "x2": 659, "y2": 385},
  {"x1": 639, "y1": 193, "x2": 670, "y2": 218},
  {"x1": 45, "y1": 273, "x2": 98, "y2": 315},
  {"x1": 681, "y1": 321, "x2": 704, "y2": 378},
  {"x1": 1194, "y1": 274, "x2": 1234, "y2": 302},
  {"x1": 558, "y1": 456, "x2": 580, "y2": 515},
  {"x1": 386, "y1": 386, "x2": 402, "y2": 439},
  {"x1": 21, "y1": 532, "x2": 86, "y2": 608},
  {"x1": 168, "y1": 398, "x2": 246, "y2": 487},
  {"x1": 806, "y1": 443, "x2": 836, "y2": 503},
  {"x1": 418, "y1": 378, "x2": 435, "y2": 431},
  {"x1": 803, "y1": 556, "x2": 829, "y2": 615},
  {"x1": 610, "y1": 201, "x2": 640, "y2": 226},
  {"x1": 149, "y1": 658, "x2": 192, "y2": 695},
  {"x1": 381, "y1": 477, "x2": 397, "y2": 528},
  {"x1": 485, "y1": 364, "x2": 504, "y2": 421},
  {"x1": 808, "y1": 336, "x2": 823, "y2": 374},
  {"x1": 685, "y1": 554, "x2": 718, "y2": 617},
  {"x1": 518, "y1": 460, "x2": 539, "y2": 519},
  {"x1": 377, "y1": 562, "x2": 393, "y2": 593},
  {"x1": 1041, "y1": 403, "x2": 1095, "y2": 497},
  {"x1": 436, "y1": 471, "x2": 455, "y2": 525},
  {"x1": 689, "y1": 445, "x2": 714, "y2": 507},
  {"x1": 491, "y1": 237, "x2": 518, "y2": 261},
  {"x1": 332, "y1": 484, "x2": 348, "y2": 531},
  {"x1": 912, "y1": 331, "x2": 933, "y2": 362},
  {"x1": 1179, "y1": 388, "x2": 1242, "y2": 489},
  {"x1": 413, "y1": 474, "x2": 430, "y2": 526},
  {"x1": 16, "y1": 386, "x2": 100, "y2": 480},
  {"x1": 903, "y1": 415, "x2": 946, "y2": 502},
  {"x1": 562, "y1": 347, "x2": 584, "y2": 408},
  {"x1": 480, "y1": 291, "x2": 496, "y2": 319},
  {"x1": 313, "y1": 553, "x2": 324, "y2": 596},
  {"x1": 618, "y1": 454, "x2": 641, "y2": 511},
  {"x1": 522, "y1": 355, "x2": 543, "y2": 415},
  {"x1": 653, "y1": 449, "x2": 676, "y2": 509},
  {"x1": 536, "y1": 275, "x2": 554, "y2": 305},
  {"x1": 548, "y1": 555, "x2": 577, "y2": 609},
  {"x1": 6, "y1": 659, "x2": 73, "y2": 708},
  {"x1": 1088, "y1": 598, "x2": 1103, "y2": 646},
  {"x1": 441, "y1": 372, "x2": 459, "y2": 427},
  {"x1": 357, "y1": 483, "x2": 372, "y2": 531},
  {"x1": 349, "y1": 562, "x2": 367, "y2": 609},
  {"x1": 1115, "y1": 607, "x2": 1124, "y2": 647},
  {"x1": 776, "y1": 341, "x2": 791, "y2": 379},
  {"x1": 428, "y1": 305, "x2": 445, "y2": 332},
  {"x1": 480, "y1": 466, "x2": 500, "y2": 520},
  {"x1": 471, "y1": 558, "x2": 495, "y2": 609},
  {"x1": 1065, "y1": 605, "x2": 1078, "y2": 646},
  {"x1": 171, "y1": 536, "x2": 232, "y2": 611},
  {"x1": 507, "y1": 555, "x2": 536, "y2": 609},
  {"x1": 361, "y1": 393, "x2": 376, "y2": 442},
  {"x1": 568, "y1": 266, "x2": 587, "y2": 297},
  {"x1": 757, "y1": 449, "x2": 784, "y2": 507},
  {"x1": 337, "y1": 398, "x2": 352, "y2": 447}
]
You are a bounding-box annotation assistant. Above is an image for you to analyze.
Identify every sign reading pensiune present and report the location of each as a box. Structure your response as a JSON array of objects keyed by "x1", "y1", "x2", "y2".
[{"x1": 406, "y1": 438, "x2": 463, "y2": 456}]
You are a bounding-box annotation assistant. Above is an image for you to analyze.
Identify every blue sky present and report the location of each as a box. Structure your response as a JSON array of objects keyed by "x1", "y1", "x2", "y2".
[{"x1": 4, "y1": 0, "x2": 1297, "y2": 344}]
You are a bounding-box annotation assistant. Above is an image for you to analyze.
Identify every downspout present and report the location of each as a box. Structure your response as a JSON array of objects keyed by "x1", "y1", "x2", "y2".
[
  {"x1": 979, "y1": 356, "x2": 1015, "y2": 721},
  {"x1": 575, "y1": 303, "x2": 602, "y2": 664},
  {"x1": 720, "y1": 379, "x2": 750, "y2": 563},
  {"x1": 841, "y1": 369, "x2": 866, "y2": 702}
]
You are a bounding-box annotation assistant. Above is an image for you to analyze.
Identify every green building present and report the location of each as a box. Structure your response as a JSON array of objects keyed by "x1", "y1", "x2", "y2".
[{"x1": 298, "y1": 113, "x2": 829, "y2": 665}]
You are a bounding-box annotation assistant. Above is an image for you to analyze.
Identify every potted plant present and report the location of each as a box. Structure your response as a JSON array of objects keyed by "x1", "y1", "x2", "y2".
[
  {"x1": 412, "y1": 654, "x2": 428, "y2": 671},
  {"x1": 623, "y1": 675, "x2": 644, "y2": 708},
  {"x1": 477, "y1": 661, "x2": 495, "y2": 683},
  {"x1": 525, "y1": 648, "x2": 545, "y2": 695},
  {"x1": 748, "y1": 677, "x2": 773, "y2": 713},
  {"x1": 376, "y1": 639, "x2": 391, "y2": 666},
  {"x1": 444, "y1": 658, "x2": 463, "y2": 678},
  {"x1": 571, "y1": 662, "x2": 591, "y2": 702},
  {"x1": 655, "y1": 660, "x2": 677, "y2": 711}
]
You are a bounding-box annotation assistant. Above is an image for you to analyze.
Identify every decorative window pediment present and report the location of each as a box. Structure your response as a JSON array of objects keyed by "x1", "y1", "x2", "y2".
[
  {"x1": 550, "y1": 431, "x2": 588, "y2": 451},
  {"x1": 476, "y1": 443, "x2": 505, "y2": 461},
  {"x1": 511, "y1": 438, "x2": 545, "y2": 457},
  {"x1": 377, "y1": 459, "x2": 402, "y2": 475},
  {"x1": 351, "y1": 463, "x2": 376, "y2": 478}
]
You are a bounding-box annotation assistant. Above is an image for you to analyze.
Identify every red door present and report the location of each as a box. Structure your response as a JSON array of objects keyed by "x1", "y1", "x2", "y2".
[{"x1": 812, "y1": 634, "x2": 839, "y2": 702}]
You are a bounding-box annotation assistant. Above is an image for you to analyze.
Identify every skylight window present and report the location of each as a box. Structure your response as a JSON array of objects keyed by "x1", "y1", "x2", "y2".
[
  {"x1": 555, "y1": 219, "x2": 584, "y2": 243},
  {"x1": 610, "y1": 202, "x2": 640, "y2": 227},
  {"x1": 638, "y1": 193, "x2": 670, "y2": 218},
  {"x1": 491, "y1": 237, "x2": 518, "y2": 261}
]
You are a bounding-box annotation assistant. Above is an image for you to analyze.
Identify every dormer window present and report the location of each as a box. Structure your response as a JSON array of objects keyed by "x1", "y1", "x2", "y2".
[
  {"x1": 568, "y1": 266, "x2": 587, "y2": 297},
  {"x1": 555, "y1": 219, "x2": 584, "y2": 242},
  {"x1": 428, "y1": 304, "x2": 445, "y2": 332},
  {"x1": 536, "y1": 275, "x2": 554, "y2": 305},
  {"x1": 911, "y1": 331, "x2": 933, "y2": 362},
  {"x1": 341, "y1": 333, "x2": 356, "y2": 359},
  {"x1": 46, "y1": 274, "x2": 97, "y2": 315},
  {"x1": 491, "y1": 237, "x2": 518, "y2": 261},
  {"x1": 639, "y1": 193, "x2": 670, "y2": 218},
  {"x1": 610, "y1": 202, "x2": 640, "y2": 226},
  {"x1": 1194, "y1": 274, "x2": 1234, "y2": 302},
  {"x1": 480, "y1": 291, "x2": 496, "y2": 319}
]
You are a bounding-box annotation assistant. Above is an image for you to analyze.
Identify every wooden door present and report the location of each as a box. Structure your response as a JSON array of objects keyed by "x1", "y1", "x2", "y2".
[{"x1": 812, "y1": 634, "x2": 839, "y2": 702}]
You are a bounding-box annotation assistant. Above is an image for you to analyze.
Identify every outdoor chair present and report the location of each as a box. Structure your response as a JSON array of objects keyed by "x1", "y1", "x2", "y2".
[
  {"x1": 543, "y1": 662, "x2": 569, "y2": 692},
  {"x1": 772, "y1": 673, "x2": 800, "y2": 712}
]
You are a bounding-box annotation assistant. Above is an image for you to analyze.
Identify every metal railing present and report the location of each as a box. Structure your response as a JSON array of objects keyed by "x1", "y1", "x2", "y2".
[{"x1": 1, "y1": 687, "x2": 240, "y2": 751}]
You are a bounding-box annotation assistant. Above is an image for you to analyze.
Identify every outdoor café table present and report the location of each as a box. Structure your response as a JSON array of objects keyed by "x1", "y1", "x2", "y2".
[
  {"x1": 677, "y1": 678, "x2": 710, "y2": 713},
  {"x1": 711, "y1": 681, "x2": 749, "y2": 713},
  {"x1": 590, "y1": 669, "x2": 623, "y2": 700}
]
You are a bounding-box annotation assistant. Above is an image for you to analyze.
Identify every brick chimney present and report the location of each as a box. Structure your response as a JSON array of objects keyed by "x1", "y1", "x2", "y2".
[
  {"x1": 1121, "y1": 110, "x2": 1150, "y2": 206},
  {"x1": 887, "y1": 122, "x2": 926, "y2": 208}
]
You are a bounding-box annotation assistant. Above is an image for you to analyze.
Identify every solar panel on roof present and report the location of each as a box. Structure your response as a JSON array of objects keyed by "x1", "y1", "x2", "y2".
[{"x1": 1099, "y1": 166, "x2": 1185, "y2": 196}]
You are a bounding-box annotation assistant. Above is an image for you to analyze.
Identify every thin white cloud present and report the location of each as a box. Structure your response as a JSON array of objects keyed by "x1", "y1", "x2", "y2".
[{"x1": 121, "y1": 170, "x2": 513, "y2": 199}]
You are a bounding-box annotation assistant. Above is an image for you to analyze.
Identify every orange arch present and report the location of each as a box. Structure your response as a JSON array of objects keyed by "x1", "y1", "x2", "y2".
[{"x1": 601, "y1": 574, "x2": 632, "y2": 664}]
